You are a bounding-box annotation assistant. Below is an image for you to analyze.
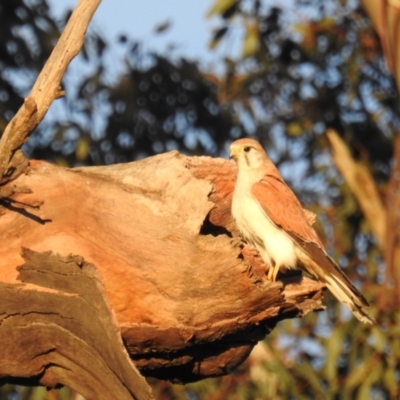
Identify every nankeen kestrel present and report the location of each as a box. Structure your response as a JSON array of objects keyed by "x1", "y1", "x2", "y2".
[{"x1": 230, "y1": 138, "x2": 374, "y2": 324}]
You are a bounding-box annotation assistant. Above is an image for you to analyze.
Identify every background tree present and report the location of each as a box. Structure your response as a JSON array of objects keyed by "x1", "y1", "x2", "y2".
[{"x1": 0, "y1": 0, "x2": 399, "y2": 399}]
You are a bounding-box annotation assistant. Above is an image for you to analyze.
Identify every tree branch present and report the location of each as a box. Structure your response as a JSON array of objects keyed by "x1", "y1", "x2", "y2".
[{"x1": 0, "y1": 0, "x2": 101, "y2": 184}]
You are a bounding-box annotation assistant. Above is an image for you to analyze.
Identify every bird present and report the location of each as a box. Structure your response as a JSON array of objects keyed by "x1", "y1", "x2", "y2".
[{"x1": 229, "y1": 138, "x2": 375, "y2": 324}]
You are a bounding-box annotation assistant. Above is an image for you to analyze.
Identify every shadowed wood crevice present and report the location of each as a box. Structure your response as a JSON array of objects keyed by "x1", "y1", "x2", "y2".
[
  {"x1": 0, "y1": 248, "x2": 153, "y2": 400},
  {"x1": 125, "y1": 277, "x2": 324, "y2": 383},
  {"x1": 0, "y1": 152, "x2": 325, "y2": 385}
]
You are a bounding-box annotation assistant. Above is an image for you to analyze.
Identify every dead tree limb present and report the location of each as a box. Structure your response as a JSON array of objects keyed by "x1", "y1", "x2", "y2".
[
  {"x1": 0, "y1": 0, "x2": 101, "y2": 185},
  {"x1": 0, "y1": 249, "x2": 153, "y2": 400},
  {"x1": 0, "y1": 152, "x2": 324, "y2": 384}
]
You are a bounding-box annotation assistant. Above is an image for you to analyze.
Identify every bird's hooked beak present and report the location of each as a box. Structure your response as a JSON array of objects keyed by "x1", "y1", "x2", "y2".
[{"x1": 229, "y1": 146, "x2": 240, "y2": 160}]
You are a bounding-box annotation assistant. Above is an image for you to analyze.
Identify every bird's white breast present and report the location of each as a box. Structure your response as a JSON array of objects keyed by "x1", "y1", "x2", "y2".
[{"x1": 232, "y1": 178, "x2": 298, "y2": 269}]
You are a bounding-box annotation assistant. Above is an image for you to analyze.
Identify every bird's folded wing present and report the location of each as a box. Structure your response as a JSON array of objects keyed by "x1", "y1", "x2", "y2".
[
  {"x1": 251, "y1": 176, "x2": 323, "y2": 248},
  {"x1": 295, "y1": 239, "x2": 371, "y2": 308},
  {"x1": 252, "y1": 177, "x2": 371, "y2": 309}
]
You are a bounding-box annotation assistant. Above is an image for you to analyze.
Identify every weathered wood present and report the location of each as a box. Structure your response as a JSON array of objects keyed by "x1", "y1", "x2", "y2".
[
  {"x1": 0, "y1": 0, "x2": 101, "y2": 184},
  {"x1": 0, "y1": 249, "x2": 153, "y2": 400},
  {"x1": 0, "y1": 152, "x2": 324, "y2": 384}
]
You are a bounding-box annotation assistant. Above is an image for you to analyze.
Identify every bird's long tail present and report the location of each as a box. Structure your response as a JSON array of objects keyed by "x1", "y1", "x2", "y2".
[
  {"x1": 323, "y1": 270, "x2": 375, "y2": 324},
  {"x1": 296, "y1": 246, "x2": 375, "y2": 324}
]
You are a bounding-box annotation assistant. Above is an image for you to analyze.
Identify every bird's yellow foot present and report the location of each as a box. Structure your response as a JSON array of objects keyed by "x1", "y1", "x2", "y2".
[{"x1": 267, "y1": 264, "x2": 281, "y2": 281}]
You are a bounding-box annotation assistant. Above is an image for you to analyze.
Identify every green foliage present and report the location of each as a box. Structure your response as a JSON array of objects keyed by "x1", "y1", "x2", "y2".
[{"x1": 1, "y1": 0, "x2": 400, "y2": 399}]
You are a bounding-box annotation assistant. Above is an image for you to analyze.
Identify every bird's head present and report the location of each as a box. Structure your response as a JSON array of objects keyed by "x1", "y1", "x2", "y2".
[{"x1": 230, "y1": 138, "x2": 268, "y2": 172}]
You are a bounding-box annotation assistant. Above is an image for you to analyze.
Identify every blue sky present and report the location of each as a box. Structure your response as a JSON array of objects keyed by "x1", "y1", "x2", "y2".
[
  {"x1": 44, "y1": 0, "x2": 241, "y2": 137},
  {"x1": 48, "y1": 0, "x2": 222, "y2": 69}
]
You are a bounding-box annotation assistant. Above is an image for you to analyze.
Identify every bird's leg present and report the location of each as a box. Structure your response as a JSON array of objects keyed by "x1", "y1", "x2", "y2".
[
  {"x1": 272, "y1": 264, "x2": 281, "y2": 281},
  {"x1": 267, "y1": 260, "x2": 279, "y2": 281}
]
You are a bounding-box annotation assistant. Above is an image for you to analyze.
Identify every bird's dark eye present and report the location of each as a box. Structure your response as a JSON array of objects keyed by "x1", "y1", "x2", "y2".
[{"x1": 243, "y1": 146, "x2": 251, "y2": 152}]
